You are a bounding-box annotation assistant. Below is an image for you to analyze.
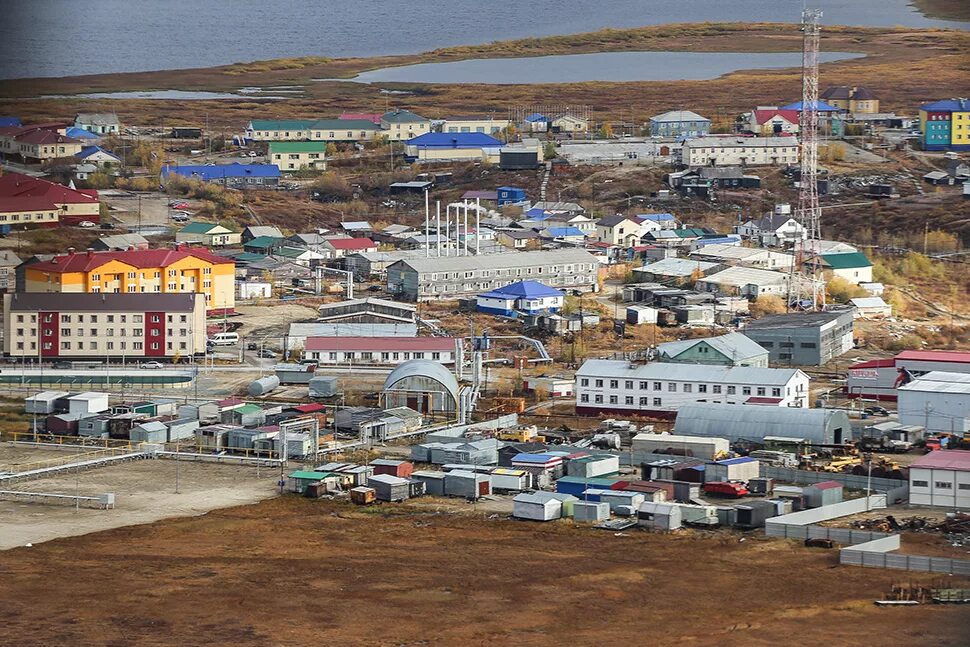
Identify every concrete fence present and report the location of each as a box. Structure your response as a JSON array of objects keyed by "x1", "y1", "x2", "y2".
[
  {"x1": 767, "y1": 524, "x2": 890, "y2": 544},
  {"x1": 764, "y1": 495, "x2": 890, "y2": 545},
  {"x1": 840, "y1": 536, "x2": 970, "y2": 576},
  {"x1": 761, "y1": 466, "x2": 909, "y2": 504}
]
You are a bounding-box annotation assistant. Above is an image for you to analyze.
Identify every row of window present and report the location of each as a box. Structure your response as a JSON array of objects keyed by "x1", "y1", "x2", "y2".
[
  {"x1": 579, "y1": 377, "x2": 786, "y2": 397},
  {"x1": 30, "y1": 327, "x2": 190, "y2": 338},
  {"x1": 759, "y1": 341, "x2": 817, "y2": 349},
  {"x1": 24, "y1": 340, "x2": 188, "y2": 352},
  {"x1": 692, "y1": 147, "x2": 797, "y2": 154},
  {"x1": 34, "y1": 314, "x2": 188, "y2": 324},
  {"x1": 91, "y1": 268, "x2": 212, "y2": 281},
  {"x1": 420, "y1": 274, "x2": 591, "y2": 294},
  {"x1": 911, "y1": 480, "x2": 970, "y2": 490},
  {"x1": 310, "y1": 351, "x2": 443, "y2": 361},
  {"x1": 421, "y1": 263, "x2": 591, "y2": 281},
  {"x1": 0, "y1": 212, "x2": 56, "y2": 222}
]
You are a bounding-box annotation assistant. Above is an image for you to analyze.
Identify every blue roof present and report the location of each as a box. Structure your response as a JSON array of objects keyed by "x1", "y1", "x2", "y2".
[
  {"x1": 524, "y1": 208, "x2": 553, "y2": 220},
  {"x1": 920, "y1": 98, "x2": 970, "y2": 113},
  {"x1": 482, "y1": 280, "x2": 564, "y2": 300},
  {"x1": 544, "y1": 226, "x2": 586, "y2": 238},
  {"x1": 406, "y1": 132, "x2": 503, "y2": 148},
  {"x1": 780, "y1": 100, "x2": 840, "y2": 112},
  {"x1": 77, "y1": 145, "x2": 120, "y2": 160},
  {"x1": 639, "y1": 213, "x2": 676, "y2": 221},
  {"x1": 511, "y1": 452, "x2": 560, "y2": 464},
  {"x1": 65, "y1": 127, "x2": 100, "y2": 140},
  {"x1": 498, "y1": 186, "x2": 524, "y2": 192},
  {"x1": 713, "y1": 457, "x2": 758, "y2": 465},
  {"x1": 0, "y1": 117, "x2": 22, "y2": 128},
  {"x1": 694, "y1": 236, "x2": 740, "y2": 247},
  {"x1": 162, "y1": 163, "x2": 281, "y2": 181},
  {"x1": 524, "y1": 113, "x2": 548, "y2": 123}
]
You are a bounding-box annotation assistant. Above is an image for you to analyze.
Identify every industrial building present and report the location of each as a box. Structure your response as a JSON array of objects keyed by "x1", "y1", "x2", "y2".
[
  {"x1": 381, "y1": 359, "x2": 461, "y2": 417},
  {"x1": 741, "y1": 310, "x2": 854, "y2": 366},
  {"x1": 386, "y1": 249, "x2": 598, "y2": 301},
  {"x1": 302, "y1": 336, "x2": 458, "y2": 367},
  {"x1": 674, "y1": 402, "x2": 851, "y2": 445},
  {"x1": 575, "y1": 360, "x2": 809, "y2": 417},
  {"x1": 908, "y1": 450, "x2": 970, "y2": 508},
  {"x1": 897, "y1": 372, "x2": 970, "y2": 436},
  {"x1": 846, "y1": 350, "x2": 970, "y2": 401}
]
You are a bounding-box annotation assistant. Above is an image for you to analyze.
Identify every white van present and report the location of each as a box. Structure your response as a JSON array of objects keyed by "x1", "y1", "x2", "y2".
[{"x1": 207, "y1": 332, "x2": 239, "y2": 346}]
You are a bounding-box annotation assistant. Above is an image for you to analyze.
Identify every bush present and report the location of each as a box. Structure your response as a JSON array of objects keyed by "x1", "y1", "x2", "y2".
[
  {"x1": 749, "y1": 295, "x2": 786, "y2": 318},
  {"x1": 826, "y1": 276, "x2": 868, "y2": 303}
]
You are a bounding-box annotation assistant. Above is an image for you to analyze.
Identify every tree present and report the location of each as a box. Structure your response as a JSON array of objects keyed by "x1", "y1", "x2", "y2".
[
  {"x1": 749, "y1": 295, "x2": 786, "y2": 318},
  {"x1": 826, "y1": 275, "x2": 867, "y2": 303},
  {"x1": 543, "y1": 142, "x2": 557, "y2": 160},
  {"x1": 325, "y1": 143, "x2": 338, "y2": 156},
  {"x1": 598, "y1": 123, "x2": 614, "y2": 139}
]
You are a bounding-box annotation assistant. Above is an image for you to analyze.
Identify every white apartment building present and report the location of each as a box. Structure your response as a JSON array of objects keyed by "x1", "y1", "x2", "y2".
[
  {"x1": 681, "y1": 136, "x2": 799, "y2": 168},
  {"x1": 574, "y1": 360, "x2": 809, "y2": 417},
  {"x1": 3, "y1": 292, "x2": 207, "y2": 361}
]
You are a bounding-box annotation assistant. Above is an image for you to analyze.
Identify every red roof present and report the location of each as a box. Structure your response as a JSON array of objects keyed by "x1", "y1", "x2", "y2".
[
  {"x1": 895, "y1": 350, "x2": 970, "y2": 365},
  {"x1": 326, "y1": 237, "x2": 376, "y2": 251},
  {"x1": 26, "y1": 246, "x2": 233, "y2": 274},
  {"x1": 810, "y1": 480, "x2": 844, "y2": 490},
  {"x1": 753, "y1": 109, "x2": 798, "y2": 125},
  {"x1": 291, "y1": 403, "x2": 325, "y2": 413},
  {"x1": 0, "y1": 196, "x2": 58, "y2": 213},
  {"x1": 745, "y1": 397, "x2": 784, "y2": 404},
  {"x1": 339, "y1": 113, "x2": 382, "y2": 124},
  {"x1": 849, "y1": 358, "x2": 896, "y2": 370},
  {"x1": 910, "y1": 450, "x2": 970, "y2": 472},
  {"x1": 216, "y1": 398, "x2": 244, "y2": 407},
  {"x1": 15, "y1": 130, "x2": 81, "y2": 146},
  {"x1": 0, "y1": 172, "x2": 98, "y2": 205},
  {"x1": 304, "y1": 336, "x2": 456, "y2": 352}
]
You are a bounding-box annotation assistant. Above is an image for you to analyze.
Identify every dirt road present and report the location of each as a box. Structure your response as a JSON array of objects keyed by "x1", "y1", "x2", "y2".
[{"x1": 0, "y1": 496, "x2": 966, "y2": 646}]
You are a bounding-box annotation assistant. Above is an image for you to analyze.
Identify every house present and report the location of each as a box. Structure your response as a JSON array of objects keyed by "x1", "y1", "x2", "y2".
[
  {"x1": 539, "y1": 226, "x2": 586, "y2": 245},
  {"x1": 403, "y1": 132, "x2": 503, "y2": 163},
  {"x1": 695, "y1": 266, "x2": 790, "y2": 297},
  {"x1": 918, "y1": 98, "x2": 970, "y2": 151},
  {"x1": 596, "y1": 215, "x2": 643, "y2": 246},
  {"x1": 807, "y1": 251, "x2": 873, "y2": 284},
  {"x1": 575, "y1": 360, "x2": 810, "y2": 417},
  {"x1": 550, "y1": 114, "x2": 588, "y2": 135},
  {"x1": 381, "y1": 109, "x2": 431, "y2": 141},
  {"x1": 495, "y1": 229, "x2": 540, "y2": 250},
  {"x1": 91, "y1": 233, "x2": 149, "y2": 252},
  {"x1": 536, "y1": 212, "x2": 596, "y2": 236},
  {"x1": 649, "y1": 110, "x2": 711, "y2": 138},
  {"x1": 9, "y1": 128, "x2": 84, "y2": 162},
  {"x1": 523, "y1": 113, "x2": 550, "y2": 132},
  {"x1": 243, "y1": 236, "x2": 285, "y2": 256},
  {"x1": 632, "y1": 258, "x2": 719, "y2": 283},
  {"x1": 268, "y1": 141, "x2": 327, "y2": 171},
  {"x1": 748, "y1": 108, "x2": 799, "y2": 136},
  {"x1": 245, "y1": 119, "x2": 314, "y2": 142},
  {"x1": 657, "y1": 332, "x2": 770, "y2": 367},
  {"x1": 908, "y1": 449, "x2": 970, "y2": 508},
  {"x1": 793, "y1": 239, "x2": 858, "y2": 256},
  {"x1": 341, "y1": 221, "x2": 373, "y2": 236},
  {"x1": 72, "y1": 163, "x2": 98, "y2": 182},
  {"x1": 19, "y1": 245, "x2": 236, "y2": 313},
  {"x1": 440, "y1": 116, "x2": 511, "y2": 135},
  {"x1": 681, "y1": 136, "x2": 799, "y2": 167},
  {"x1": 175, "y1": 222, "x2": 241, "y2": 247},
  {"x1": 322, "y1": 237, "x2": 377, "y2": 258},
  {"x1": 309, "y1": 119, "x2": 385, "y2": 142},
  {"x1": 636, "y1": 213, "x2": 679, "y2": 230},
  {"x1": 161, "y1": 163, "x2": 281, "y2": 189},
  {"x1": 476, "y1": 280, "x2": 564, "y2": 316},
  {"x1": 387, "y1": 248, "x2": 599, "y2": 301},
  {"x1": 690, "y1": 244, "x2": 794, "y2": 271},
  {"x1": 303, "y1": 336, "x2": 458, "y2": 366},
  {"x1": 3, "y1": 292, "x2": 207, "y2": 360},
  {"x1": 0, "y1": 251, "x2": 21, "y2": 292},
  {"x1": 741, "y1": 310, "x2": 855, "y2": 366},
  {"x1": 0, "y1": 172, "x2": 100, "y2": 226},
  {"x1": 74, "y1": 113, "x2": 120, "y2": 135},
  {"x1": 848, "y1": 296, "x2": 892, "y2": 319},
  {"x1": 273, "y1": 246, "x2": 326, "y2": 267},
  {"x1": 75, "y1": 146, "x2": 121, "y2": 167},
  {"x1": 497, "y1": 186, "x2": 526, "y2": 206},
  {"x1": 821, "y1": 86, "x2": 879, "y2": 114},
  {"x1": 241, "y1": 225, "x2": 284, "y2": 244},
  {"x1": 735, "y1": 206, "x2": 806, "y2": 247}
]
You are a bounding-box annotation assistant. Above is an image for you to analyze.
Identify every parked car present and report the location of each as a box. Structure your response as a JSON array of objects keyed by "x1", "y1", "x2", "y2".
[
  {"x1": 248, "y1": 151, "x2": 258, "y2": 158},
  {"x1": 864, "y1": 406, "x2": 890, "y2": 417},
  {"x1": 257, "y1": 349, "x2": 276, "y2": 358},
  {"x1": 78, "y1": 221, "x2": 96, "y2": 228},
  {"x1": 169, "y1": 201, "x2": 189, "y2": 209},
  {"x1": 140, "y1": 361, "x2": 163, "y2": 369},
  {"x1": 100, "y1": 222, "x2": 115, "y2": 229}
]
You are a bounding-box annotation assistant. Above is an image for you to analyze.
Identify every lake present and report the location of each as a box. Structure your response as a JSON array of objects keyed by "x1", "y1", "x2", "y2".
[
  {"x1": 0, "y1": 0, "x2": 966, "y2": 80},
  {"x1": 335, "y1": 51, "x2": 866, "y2": 85}
]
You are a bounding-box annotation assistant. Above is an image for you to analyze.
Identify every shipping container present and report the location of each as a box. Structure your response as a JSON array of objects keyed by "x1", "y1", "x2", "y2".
[
  {"x1": 566, "y1": 454, "x2": 620, "y2": 479},
  {"x1": 248, "y1": 376, "x2": 281, "y2": 397},
  {"x1": 25, "y1": 391, "x2": 69, "y2": 415},
  {"x1": 705, "y1": 457, "x2": 760, "y2": 483},
  {"x1": 444, "y1": 470, "x2": 491, "y2": 500},
  {"x1": 734, "y1": 500, "x2": 777, "y2": 529},
  {"x1": 371, "y1": 459, "x2": 414, "y2": 479},
  {"x1": 411, "y1": 470, "x2": 446, "y2": 496},
  {"x1": 632, "y1": 433, "x2": 729, "y2": 460},
  {"x1": 803, "y1": 481, "x2": 844, "y2": 508},
  {"x1": 308, "y1": 376, "x2": 338, "y2": 398},
  {"x1": 572, "y1": 500, "x2": 610, "y2": 522},
  {"x1": 637, "y1": 502, "x2": 682, "y2": 530},
  {"x1": 555, "y1": 476, "x2": 623, "y2": 497},
  {"x1": 489, "y1": 468, "x2": 530, "y2": 492},
  {"x1": 513, "y1": 492, "x2": 572, "y2": 521},
  {"x1": 367, "y1": 474, "x2": 410, "y2": 502}
]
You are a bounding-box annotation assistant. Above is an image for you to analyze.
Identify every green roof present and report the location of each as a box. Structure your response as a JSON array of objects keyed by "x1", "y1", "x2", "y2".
[
  {"x1": 381, "y1": 109, "x2": 428, "y2": 124},
  {"x1": 310, "y1": 119, "x2": 383, "y2": 131},
  {"x1": 274, "y1": 246, "x2": 311, "y2": 259},
  {"x1": 244, "y1": 235, "x2": 284, "y2": 248},
  {"x1": 288, "y1": 471, "x2": 325, "y2": 480},
  {"x1": 249, "y1": 119, "x2": 314, "y2": 131},
  {"x1": 820, "y1": 251, "x2": 872, "y2": 269},
  {"x1": 234, "y1": 404, "x2": 263, "y2": 415},
  {"x1": 269, "y1": 141, "x2": 327, "y2": 153},
  {"x1": 234, "y1": 252, "x2": 267, "y2": 262},
  {"x1": 179, "y1": 221, "x2": 225, "y2": 234}
]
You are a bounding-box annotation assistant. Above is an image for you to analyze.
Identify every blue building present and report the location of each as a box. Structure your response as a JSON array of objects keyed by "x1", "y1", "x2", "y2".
[
  {"x1": 476, "y1": 281, "x2": 565, "y2": 316},
  {"x1": 648, "y1": 110, "x2": 710, "y2": 138},
  {"x1": 402, "y1": 132, "x2": 504, "y2": 162},
  {"x1": 65, "y1": 127, "x2": 101, "y2": 141},
  {"x1": 919, "y1": 99, "x2": 970, "y2": 151},
  {"x1": 160, "y1": 163, "x2": 281, "y2": 188},
  {"x1": 497, "y1": 186, "x2": 526, "y2": 206},
  {"x1": 0, "y1": 117, "x2": 21, "y2": 128}
]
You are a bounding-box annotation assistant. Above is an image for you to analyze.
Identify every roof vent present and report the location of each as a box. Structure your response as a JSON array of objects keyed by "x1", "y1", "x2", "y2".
[{"x1": 67, "y1": 247, "x2": 75, "y2": 254}]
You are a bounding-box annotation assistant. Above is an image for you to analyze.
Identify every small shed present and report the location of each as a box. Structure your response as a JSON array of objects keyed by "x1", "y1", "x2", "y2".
[
  {"x1": 734, "y1": 500, "x2": 777, "y2": 529},
  {"x1": 130, "y1": 420, "x2": 168, "y2": 443},
  {"x1": 573, "y1": 500, "x2": 610, "y2": 522},
  {"x1": 590, "y1": 489, "x2": 645, "y2": 513},
  {"x1": 367, "y1": 474, "x2": 410, "y2": 502},
  {"x1": 626, "y1": 305, "x2": 659, "y2": 325},
  {"x1": 706, "y1": 457, "x2": 760, "y2": 483},
  {"x1": 67, "y1": 392, "x2": 109, "y2": 416},
  {"x1": 637, "y1": 501, "x2": 683, "y2": 530},
  {"x1": 803, "y1": 480, "x2": 844, "y2": 508},
  {"x1": 45, "y1": 413, "x2": 84, "y2": 435},
  {"x1": 513, "y1": 492, "x2": 565, "y2": 521},
  {"x1": 371, "y1": 459, "x2": 414, "y2": 479},
  {"x1": 411, "y1": 442, "x2": 444, "y2": 462},
  {"x1": 287, "y1": 471, "x2": 323, "y2": 494},
  {"x1": 510, "y1": 453, "x2": 564, "y2": 488},
  {"x1": 350, "y1": 486, "x2": 376, "y2": 505},
  {"x1": 165, "y1": 418, "x2": 200, "y2": 441},
  {"x1": 308, "y1": 376, "x2": 338, "y2": 398},
  {"x1": 344, "y1": 465, "x2": 374, "y2": 487},
  {"x1": 25, "y1": 391, "x2": 69, "y2": 415},
  {"x1": 555, "y1": 476, "x2": 622, "y2": 497},
  {"x1": 489, "y1": 468, "x2": 530, "y2": 492},
  {"x1": 444, "y1": 469, "x2": 491, "y2": 500},
  {"x1": 411, "y1": 470, "x2": 447, "y2": 496},
  {"x1": 566, "y1": 454, "x2": 620, "y2": 479}
]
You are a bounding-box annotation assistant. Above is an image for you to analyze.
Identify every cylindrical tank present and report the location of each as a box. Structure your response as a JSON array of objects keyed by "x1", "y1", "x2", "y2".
[{"x1": 248, "y1": 375, "x2": 281, "y2": 397}]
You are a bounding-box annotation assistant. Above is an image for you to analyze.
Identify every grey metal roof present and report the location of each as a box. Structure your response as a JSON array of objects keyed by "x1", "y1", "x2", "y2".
[
  {"x1": 699, "y1": 266, "x2": 787, "y2": 287},
  {"x1": 650, "y1": 110, "x2": 710, "y2": 123},
  {"x1": 244, "y1": 225, "x2": 284, "y2": 238},
  {"x1": 636, "y1": 258, "x2": 718, "y2": 277},
  {"x1": 393, "y1": 248, "x2": 597, "y2": 274},
  {"x1": 94, "y1": 233, "x2": 149, "y2": 250},
  {"x1": 287, "y1": 322, "x2": 418, "y2": 338},
  {"x1": 6, "y1": 292, "x2": 201, "y2": 312},
  {"x1": 577, "y1": 359, "x2": 803, "y2": 386},
  {"x1": 744, "y1": 310, "x2": 848, "y2": 330},
  {"x1": 658, "y1": 332, "x2": 768, "y2": 362},
  {"x1": 384, "y1": 359, "x2": 460, "y2": 399},
  {"x1": 674, "y1": 402, "x2": 847, "y2": 445}
]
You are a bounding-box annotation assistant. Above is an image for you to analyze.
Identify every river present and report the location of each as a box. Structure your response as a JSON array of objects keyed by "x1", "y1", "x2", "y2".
[{"x1": 1, "y1": 0, "x2": 965, "y2": 80}]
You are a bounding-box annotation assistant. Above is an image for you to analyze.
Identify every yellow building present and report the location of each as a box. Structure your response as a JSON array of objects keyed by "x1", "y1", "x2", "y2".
[
  {"x1": 245, "y1": 119, "x2": 313, "y2": 141},
  {"x1": 380, "y1": 109, "x2": 431, "y2": 141},
  {"x1": 21, "y1": 246, "x2": 236, "y2": 314},
  {"x1": 440, "y1": 116, "x2": 511, "y2": 135},
  {"x1": 951, "y1": 111, "x2": 970, "y2": 146},
  {"x1": 820, "y1": 86, "x2": 879, "y2": 114},
  {"x1": 269, "y1": 141, "x2": 328, "y2": 171}
]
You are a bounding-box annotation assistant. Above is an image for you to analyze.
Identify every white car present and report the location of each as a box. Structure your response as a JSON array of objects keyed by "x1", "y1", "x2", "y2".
[
  {"x1": 78, "y1": 221, "x2": 96, "y2": 228},
  {"x1": 140, "y1": 361, "x2": 163, "y2": 369},
  {"x1": 248, "y1": 151, "x2": 258, "y2": 158}
]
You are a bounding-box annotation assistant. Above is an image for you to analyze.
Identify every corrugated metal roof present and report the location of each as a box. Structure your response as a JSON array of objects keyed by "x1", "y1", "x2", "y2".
[
  {"x1": 657, "y1": 332, "x2": 768, "y2": 362},
  {"x1": 675, "y1": 402, "x2": 845, "y2": 445},
  {"x1": 909, "y1": 449, "x2": 970, "y2": 472},
  {"x1": 383, "y1": 360, "x2": 460, "y2": 399},
  {"x1": 578, "y1": 360, "x2": 803, "y2": 386},
  {"x1": 636, "y1": 258, "x2": 718, "y2": 277},
  {"x1": 394, "y1": 248, "x2": 597, "y2": 274}
]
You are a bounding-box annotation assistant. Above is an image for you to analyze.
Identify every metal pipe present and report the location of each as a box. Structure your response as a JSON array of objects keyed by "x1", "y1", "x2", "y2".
[
  {"x1": 436, "y1": 201, "x2": 441, "y2": 258},
  {"x1": 475, "y1": 197, "x2": 481, "y2": 255},
  {"x1": 445, "y1": 206, "x2": 451, "y2": 256},
  {"x1": 463, "y1": 200, "x2": 469, "y2": 257},
  {"x1": 424, "y1": 189, "x2": 430, "y2": 258}
]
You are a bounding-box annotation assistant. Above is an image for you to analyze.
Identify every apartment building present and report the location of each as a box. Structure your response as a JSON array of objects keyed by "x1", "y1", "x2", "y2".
[
  {"x1": 681, "y1": 136, "x2": 799, "y2": 167},
  {"x1": 380, "y1": 109, "x2": 431, "y2": 142},
  {"x1": 20, "y1": 245, "x2": 236, "y2": 314},
  {"x1": 440, "y1": 116, "x2": 511, "y2": 134},
  {"x1": 269, "y1": 141, "x2": 327, "y2": 171},
  {"x1": 308, "y1": 119, "x2": 384, "y2": 142},
  {"x1": 245, "y1": 119, "x2": 314, "y2": 141},
  {"x1": 3, "y1": 292, "x2": 206, "y2": 360},
  {"x1": 303, "y1": 336, "x2": 458, "y2": 366},
  {"x1": 386, "y1": 248, "x2": 599, "y2": 301},
  {"x1": 574, "y1": 360, "x2": 809, "y2": 417},
  {"x1": 0, "y1": 172, "x2": 100, "y2": 225}
]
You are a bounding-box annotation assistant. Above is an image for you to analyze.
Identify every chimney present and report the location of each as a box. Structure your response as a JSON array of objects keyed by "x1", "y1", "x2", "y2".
[
  {"x1": 87, "y1": 248, "x2": 94, "y2": 258},
  {"x1": 67, "y1": 247, "x2": 75, "y2": 255},
  {"x1": 128, "y1": 245, "x2": 135, "y2": 251}
]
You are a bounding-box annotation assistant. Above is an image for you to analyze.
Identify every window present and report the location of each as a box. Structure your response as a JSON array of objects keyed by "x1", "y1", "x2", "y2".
[
  {"x1": 727, "y1": 386, "x2": 736, "y2": 395},
  {"x1": 779, "y1": 353, "x2": 792, "y2": 360},
  {"x1": 609, "y1": 380, "x2": 618, "y2": 389},
  {"x1": 653, "y1": 382, "x2": 661, "y2": 391},
  {"x1": 742, "y1": 387, "x2": 751, "y2": 396},
  {"x1": 800, "y1": 342, "x2": 817, "y2": 348},
  {"x1": 780, "y1": 342, "x2": 794, "y2": 348},
  {"x1": 761, "y1": 341, "x2": 774, "y2": 348},
  {"x1": 133, "y1": 315, "x2": 143, "y2": 323},
  {"x1": 329, "y1": 352, "x2": 338, "y2": 361},
  {"x1": 625, "y1": 396, "x2": 634, "y2": 405},
  {"x1": 580, "y1": 393, "x2": 589, "y2": 403},
  {"x1": 639, "y1": 381, "x2": 648, "y2": 390},
  {"x1": 959, "y1": 484, "x2": 970, "y2": 491},
  {"x1": 625, "y1": 380, "x2": 634, "y2": 390},
  {"x1": 639, "y1": 397, "x2": 649, "y2": 406},
  {"x1": 594, "y1": 395, "x2": 603, "y2": 404},
  {"x1": 772, "y1": 388, "x2": 781, "y2": 397},
  {"x1": 653, "y1": 398, "x2": 662, "y2": 406},
  {"x1": 935, "y1": 482, "x2": 953, "y2": 490},
  {"x1": 668, "y1": 382, "x2": 677, "y2": 392},
  {"x1": 757, "y1": 387, "x2": 766, "y2": 396},
  {"x1": 431, "y1": 352, "x2": 441, "y2": 360},
  {"x1": 609, "y1": 395, "x2": 618, "y2": 404},
  {"x1": 698, "y1": 384, "x2": 707, "y2": 393},
  {"x1": 595, "y1": 379, "x2": 604, "y2": 388},
  {"x1": 683, "y1": 384, "x2": 692, "y2": 393},
  {"x1": 60, "y1": 314, "x2": 71, "y2": 323},
  {"x1": 580, "y1": 378, "x2": 589, "y2": 387},
  {"x1": 61, "y1": 341, "x2": 71, "y2": 350}
]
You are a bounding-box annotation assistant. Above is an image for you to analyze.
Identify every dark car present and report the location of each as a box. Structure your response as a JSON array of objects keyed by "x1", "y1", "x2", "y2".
[
  {"x1": 258, "y1": 349, "x2": 276, "y2": 358},
  {"x1": 100, "y1": 222, "x2": 115, "y2": 229},
  {"x1": 864, "y1": 406, "x2": 890, "y2": 417},
  {"x1": 366, "y1": 285, "x2": 382, "y2": 292}
]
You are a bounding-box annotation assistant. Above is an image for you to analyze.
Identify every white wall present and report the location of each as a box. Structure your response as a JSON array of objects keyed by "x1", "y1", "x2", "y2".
[{"x1": 910, "y1": 466, "x2": 970, "y2": 508}]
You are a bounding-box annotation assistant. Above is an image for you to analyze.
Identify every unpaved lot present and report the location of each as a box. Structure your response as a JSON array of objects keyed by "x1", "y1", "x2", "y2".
[
  {"x1": 0, "y1": 496, "x2": 966, "y2": 647},
  {"x1": 0, "y1": 454, "x2": 279, "y2": 549}
]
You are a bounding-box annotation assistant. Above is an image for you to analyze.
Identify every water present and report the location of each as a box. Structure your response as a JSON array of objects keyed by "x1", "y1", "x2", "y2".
[
  {"x1": 38, "y1": 90, "x2": 287, "y2": 100},
  {"x1": 336, "y1": 51, "x2": 865, "y2": 85},
  {"x1": 1, "y1": 0, "x2": 966, "y2": 80}
]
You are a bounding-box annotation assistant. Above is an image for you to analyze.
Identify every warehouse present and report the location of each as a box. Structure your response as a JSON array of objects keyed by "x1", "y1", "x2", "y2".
[
  {"x1": 381, "y1": 359, "x2": 461, "y2": 417},
  {"x1": 631, "y1": 433, "x2": 729, "y2": 460},
  {"x1": 741, "y1": 310, "x2": 854, "y2": 366},
  {"x1": 444, "y1": 470, "x2": 491, "y2": 499},
  {"x1": 386, "y1": 249, "x2": 599, "y2": 301},
  {"x1": 908, "y1": 450, "x2": 970, "y2": 509},
  {"x1": 674, "y1": 402, "x2": 850, "y2": 445},
  {"x1": 575, "y1": 360, "x2": 809, "y2": 417},
  {"x1": 846, "y1": 350, "x2": 970, "y2": 401},
  {"x1": 897, "y1": 372, "x2": 970, "y2": 435},
  {"x1": 303, "y1": 336, "x2": 458, "y2": 367},
  {"x1": 514, "y1": 492, "x2": 569, "y2": 521}
]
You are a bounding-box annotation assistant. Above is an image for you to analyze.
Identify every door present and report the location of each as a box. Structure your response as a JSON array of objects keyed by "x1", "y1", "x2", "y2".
[{"x1": 834, "y1": 427, "x2": 843, "y2": 445}]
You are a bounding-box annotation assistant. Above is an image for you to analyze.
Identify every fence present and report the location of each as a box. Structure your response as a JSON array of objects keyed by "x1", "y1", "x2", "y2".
[
  {"x1": 840, "y1": 537, "x2": 970, "y2": 576},
  {"x1": 761, "y1": 466, "x2": 909, "y2": 504},
  {"x1": 767, "y1": 524, "x2": 890, "y2": 544},
  {"x1": 764, "y1": 495, "x2": 888, "y2": 545}
]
